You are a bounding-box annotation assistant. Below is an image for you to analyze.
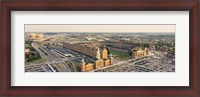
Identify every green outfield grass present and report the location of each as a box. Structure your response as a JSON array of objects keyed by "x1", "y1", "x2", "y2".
[{"x1": 110, "y1": 50, "x2": 131, "y2": 60}]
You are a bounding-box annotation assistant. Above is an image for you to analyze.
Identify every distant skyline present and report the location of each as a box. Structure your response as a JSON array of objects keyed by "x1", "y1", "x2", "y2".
[{"x1": 25, "y1": 24, "x2": 176, "y2": 33}]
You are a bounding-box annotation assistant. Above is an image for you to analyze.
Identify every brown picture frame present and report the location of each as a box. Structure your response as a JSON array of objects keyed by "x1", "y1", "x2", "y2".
[{"x1": 0, "y1": 0, "x2": 199, "y2": 97}]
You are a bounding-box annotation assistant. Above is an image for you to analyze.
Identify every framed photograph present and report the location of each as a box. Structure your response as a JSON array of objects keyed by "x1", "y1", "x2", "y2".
[{"x1": 1, "y1": 0, "x2": 199, "y2": 97}]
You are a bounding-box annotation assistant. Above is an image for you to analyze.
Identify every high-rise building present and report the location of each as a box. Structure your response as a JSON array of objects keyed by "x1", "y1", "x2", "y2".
[
  {"x1": 96, "y1": 48, "x2": 101, "y2": 59},
  {"x1": 101, "y1": 46, "x2": 108, "y2": 59}
]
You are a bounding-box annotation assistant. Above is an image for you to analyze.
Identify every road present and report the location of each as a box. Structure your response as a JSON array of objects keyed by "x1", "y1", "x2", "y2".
[{"x1": 31, "y1": 42, "x2": 55, "y2": 61}]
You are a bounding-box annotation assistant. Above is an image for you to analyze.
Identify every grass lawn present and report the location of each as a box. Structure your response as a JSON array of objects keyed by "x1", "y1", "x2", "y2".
[{"x1": 110, "y1": 50, "x2": 132, "y2": 60}]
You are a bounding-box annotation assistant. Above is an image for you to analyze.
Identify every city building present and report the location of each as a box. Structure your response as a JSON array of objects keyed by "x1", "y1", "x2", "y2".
[
  {"x1": 94, "y1": 59, "x2": 104, "y2": 69},
  {"x1": 25, "y1": 48, "x2": 30, "y2": 57},
  {"x1": 104, "y1": 59, "x2": 111, "y2": 66},
  {"x1": 81, "y1": 59, "x2": 94, "y2": 72},
  {"x1": 63, "y1": 42, "x2": 97, "y2": 57},
  {"x1": 101, "y1": 46, "x2": 108, "y2": 59},
  {"x1": 63, "y1": 42, "x2": 113, "y2": 72},
  {"x1": 28, "y1": 33, "x2": 43, "y2": 39},
  {"x1": 132, "y1": 47, "x2": 148, "y2": 58}
]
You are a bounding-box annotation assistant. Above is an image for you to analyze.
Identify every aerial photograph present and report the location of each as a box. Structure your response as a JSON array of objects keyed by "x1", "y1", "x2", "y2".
[{"x1": 25, "y1": 25, "x2": 175, "y2": 72}]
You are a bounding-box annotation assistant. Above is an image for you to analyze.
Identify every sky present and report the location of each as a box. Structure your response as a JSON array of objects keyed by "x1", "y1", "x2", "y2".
[{"x1": 25, "y1": 24, "x2": 176, "y2": 33}]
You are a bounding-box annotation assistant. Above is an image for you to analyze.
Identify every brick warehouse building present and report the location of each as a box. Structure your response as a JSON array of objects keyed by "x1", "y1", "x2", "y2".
[{"x1": 63, "y1": 42, "x2": 113, "y2": 72}]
